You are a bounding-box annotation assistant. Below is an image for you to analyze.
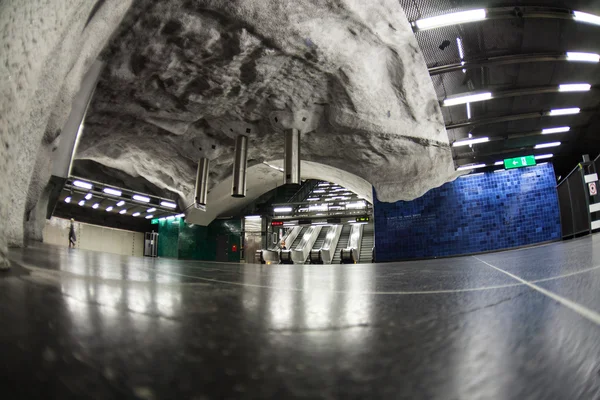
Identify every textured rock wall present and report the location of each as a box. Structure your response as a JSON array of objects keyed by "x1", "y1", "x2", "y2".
[
  {"x1": 0, "y1": 0, "x2": 133, "y2": 267},
  {"x1": 75, "y1": 0, "x2": 458, "y2": 221}
]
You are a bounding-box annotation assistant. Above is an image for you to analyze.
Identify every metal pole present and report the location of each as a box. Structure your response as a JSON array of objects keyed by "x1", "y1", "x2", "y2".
[
  {"x1": 232, "y1": 135, "x2": 248, "y2": 198},
  {"x1": 284, "y1": 129, "x2": 300, "y2": 184},
  {"x1": 195, "y1": 158, "x2": 209, "y2": 206}
]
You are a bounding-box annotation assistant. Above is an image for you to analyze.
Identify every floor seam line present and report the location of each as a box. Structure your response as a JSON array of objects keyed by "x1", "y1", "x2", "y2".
[{"x1": 472, "y1": 256, "x2": 600, "y2": 326}]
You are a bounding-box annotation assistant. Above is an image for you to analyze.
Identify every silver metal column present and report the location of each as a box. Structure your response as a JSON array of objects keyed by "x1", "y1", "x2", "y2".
[
  {"x1": 231, "y1": 135, "x2": 248, "y2": 198},
  {"x1": 284, "y1": 129, "x2": 300, "y2": 184},
  {"x1": 195, "y1": 158, "x2": 209, "y2": 206}
]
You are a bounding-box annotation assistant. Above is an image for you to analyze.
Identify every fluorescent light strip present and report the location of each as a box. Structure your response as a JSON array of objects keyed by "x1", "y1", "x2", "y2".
[
  {"x1": 559, "y1": 83, "x2": 591, "y2": 92},
  {"x1": 132, "y1": 194, "x2": 150, "y2": 203},
  {"x1": 542, "y1": 126, "x2": 570, "y2": 134},
  {"x1": 466, "y1": 102, "x2": 471, "y2": 119},
  {"x1": 119, "y1": 209, "x2": 127, "y2": 215},
  {"x1": 132, "y1": 212, "x2": 141, "y2": 217},
  {"x1": 534, "y1": 142, "x2": 561, "y2": 149},
  {"x1": 456, "y1": 37, "x2": 466, "y2": 73},
  {"x1": 443, "y1": 92, "x2": 492, "y2": 106},
  {"x1": 535, "y1": 154, "x2": 553, "y2": 160},
  {"x1": 457, "y1": 164, "x2": 486, "y2": 171},
  {"x1": 166, "y1": 216, "x2": 175, "y2": 220},
  {"x1": 245, "y1": 215, "x2": 261, "y2": 220},
  {"x1": 73, "y1": 180, "x2": 93, "y2": 190},
  {"x1": 145, "y1": 215, "x2": 154, "y2": 219},
  {"x1": 78, "y1": 200, "x2": 85, "y2": 206},
  {"x1": 147, "y1": 207, "x2": 156, "y2": 213},
  {"x1": 415, "y1": 9, "x2": 486, "y2": 30},
  {"x1": 103, "y1": 188, "x2": 122, "y2": 196},
  {"x1": 566, "y1": 52, "x2": 600, "y2": 63},
  {"x1": 175, "y1": 214, "x2": 185, "y2": 218},
  {"x1": 85, "y1": 193, "x2": 92, "y2": 200},
  {"x1": 549, "y1": 107, "x2": 580, "y2": 116},
  {"x1": 116, "y1": 200, "x2": 125, "y2": 207},
  {"x1": 494, "y1": 161, "x2": 504, "y2": 166},
  {"x1": 64, "y1": 196, "x2": 71, "y2": 203},
  {"x1": 106, "y1": 206, "x2": 113, "y2": 212},
  {"x1": 92, "y1": 203, "x2": 99, "y2": 209},
  {"x1": 160, "y1": 201, "x2": 176, "y2": 209},
  {"x1": 573, "y1": 10, "x2": 600, "y2": 26},
  {"x1": 453, "y1": 137, "x2": 489, "y2": 147},
  {"x1": 274, "y1": 207, "x2": 293, "y2": 213}
]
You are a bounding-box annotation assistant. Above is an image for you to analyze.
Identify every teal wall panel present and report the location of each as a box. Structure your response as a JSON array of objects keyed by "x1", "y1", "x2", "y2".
[
  {"x1": 178, "y1": 219, "x2": 242, "y2": 262},
  {"x1": 157, "y1": 219, "x2": 179, "y2": 258}
]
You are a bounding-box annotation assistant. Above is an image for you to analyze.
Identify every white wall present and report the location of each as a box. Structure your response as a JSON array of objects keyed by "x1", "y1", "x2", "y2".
[{"x1": 43, "y1": 217, "x2": 144, "y2": 257}]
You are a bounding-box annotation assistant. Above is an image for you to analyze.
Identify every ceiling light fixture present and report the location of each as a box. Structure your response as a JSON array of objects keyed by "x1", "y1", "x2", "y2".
[
  {"x1": 573, "y1": 10, "x2": 600, "y2": 26},
  {"x1": 457, "y1": 164, "x2": 486, "y2": 171},
  {"x1": 92, "y1": 203, "x2": 99, "y2": 209},
  {"x1": 116, "y1": 200, "x2": 125, "y2": 207},
  {"x1": 160, "y1": 201, "x2": 176, "y2": 209},
  {"x1": 73, "y1": 180, "x2": 93, "y2": 190},
  {"x1": 64, "y1": 196, "x2": 71, "y2": 203},
  {"x1": 566, "y1": 52, "x2": 600, "y2": 63},
  {"x1": 466, "y1": 102, "x2": 471, "y2": 119},
  {"x1": 443, "y1": 92, "x2": 492, "y2": 106},
  {"x1": 549, "y1": 107, "x2": 580, "y2": 116},
  {"x1": 534, "y1": 142, "x2": 561, "y2": 149},
  {"x1": 166, "y1": 216, "x2": 175, "y2": 220},
  {"x1": 103, "y1": 188, "x2": 122, "y2": 196},
  {"x1": 535, "y1": 154, "x2": 554, "y2": 160},
  {"x1": 85, "y1": 193, "x2": 93, "y2": 200},
  {"x1": 78, "y1": 200, "x2": 85, "y2": 206},
  {"x1": 559, "y1": 83, "x2": 591, "y2": 92},
  {"x1": 132, "y1": 212, "x2": 141, "y2": 217},
  {"x1": 415, "y1": 9, "x2": 486, "y2": 30},
  {"x1": 119, "y1": 209, "x2": 127, "y2": 215},
  {"x1": 456, "y1": 37, "x2": 466, "y2": 73},
  {"x1": 175, "y1": 214, "x2": 185, "y2": 218},
  {"x1": 147, "y1": 208, "x2": 157, "y2": 213},
  {"x1": 542, "y1": 126, "x2": 570, "y2": 134},
  {"x1": 106, "y1": 206, "x2": 113, "y2": 212},
  {"x1": 245, "y1": 215, "x2": 261, "y2": 220},
  {"x1": 453, "y1": 137, "x2": 489, "y2": 147},
  {"x1": 132, "y1": 194, "x2": 150, "y2": 203},
  {"x1": 494, "y1": 161, "x2": 504, "y2": 166},
  {"x1": 274, "y1": 207, "x2": 293, "y2": 213},
  {"x1": 145, "y1": 215, "x2": 154, "y2": 219}
]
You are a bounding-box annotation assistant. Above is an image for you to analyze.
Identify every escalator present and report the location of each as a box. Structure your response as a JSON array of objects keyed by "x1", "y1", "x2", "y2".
[
  {"x1": 290, "y1": 226, "x2": 307, "y2": 249},
  {"x1": 331, "y1": 224, "x2": 351, "y2": 264},
  {"x1": 306, "y1": 226, "x2": 329, "y2": 263},
  {"x1": 359, "y1": 223, "x2": 374, "y2": 263}
]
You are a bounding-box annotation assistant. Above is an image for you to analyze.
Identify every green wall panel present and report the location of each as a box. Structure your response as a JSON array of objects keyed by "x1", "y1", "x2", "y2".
[
  {"x1": 157, "y1": 219, "x2": 179, "y2": 258},
  {"x1": 178, "y1": 219, "x2": 242, "y2": 262}
]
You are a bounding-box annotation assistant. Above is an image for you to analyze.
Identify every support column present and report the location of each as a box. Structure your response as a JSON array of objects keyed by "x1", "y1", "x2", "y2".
[
  {"x1": 232, "y1": 135, "x2": 248, "y2": 198},
  {"x1": 195, "y1": 158, "x2": 209, "y2": 206},
  {"x1": 284, "y1": 129, "x2": 300, "y2": 184}
]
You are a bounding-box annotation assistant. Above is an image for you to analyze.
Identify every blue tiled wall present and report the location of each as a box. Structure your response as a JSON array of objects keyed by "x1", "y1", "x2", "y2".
[{"x1": 374, "y1": 163, "x2": 561, "y2": 261}]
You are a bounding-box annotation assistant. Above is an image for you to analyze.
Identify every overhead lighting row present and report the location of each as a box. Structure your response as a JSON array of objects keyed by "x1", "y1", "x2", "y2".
[
  {"x1": 66, "y1": 195, "x2": 181, "y2": 219},
  {"x1": 453, "y1": 126, "x2": 572, "y2": 148},
  {"x1": 71, "y1": 179, "x2": 177, "y2": 209},
  {"x1": 443, "y1": 84, "x2": 591, "y2": 107},
  {"x1": 414, "y1": 9, "x2": 600, "y2": 31},
  {"x1": 457, "y1": 154, "x2": 554, "y2": 171}
]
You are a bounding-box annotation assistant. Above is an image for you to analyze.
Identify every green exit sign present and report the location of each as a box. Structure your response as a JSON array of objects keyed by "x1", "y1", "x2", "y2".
[
  {"x1": 504, "y1": 155, "x2": 536, "y2": 170},
  {"x1": 151, "y1": 218, "x2": 159, "y2": 224},
  {"x1": 356, "y1": 216, "x2": 370, "y2": 223}
]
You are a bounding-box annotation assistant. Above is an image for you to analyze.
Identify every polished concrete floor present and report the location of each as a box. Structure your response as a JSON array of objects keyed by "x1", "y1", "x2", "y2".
[{"x1": 3, "y1": 238, "x2": 600, "y2": 399}]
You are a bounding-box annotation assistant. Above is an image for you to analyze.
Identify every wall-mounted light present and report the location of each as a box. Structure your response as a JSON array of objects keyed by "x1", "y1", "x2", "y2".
[
  {"x1": 132, "y1": 194, "x2": 150, "y2": 203},
  {"x1": 160, "y1": 201, "x2": 176, "y2": 209},
  {"x1": 453, "y1": 137, "x2": 489, "y2": 147},
  {"x1": 443, "y1": 92, "x2": 492, "y2": 106},
  {"x1": 103, "y1": 188, "x2": 122, "y2": 196},
  {"x1": 542, "y1": 126, "x2": 570, "y2": 134},
  {"x1": 415, "y1": 9, "x2": 486, "y2": 30},
  {"x1": 534, "y1": 142, "x2": 561, "y2": 149},
  {"x1": 549, "y1": 107, "x2": 580, "y2": 116},
  {"x1": 73, "y1": 180, "x2": 93, "y2": 190}
]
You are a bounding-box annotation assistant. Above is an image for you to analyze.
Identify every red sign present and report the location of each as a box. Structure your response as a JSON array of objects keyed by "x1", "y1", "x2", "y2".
[
  {"x1": 231, "y1": 244, "x2": 238, "y2": 252},
  {"x1": 272, "y1": 221, "x2": 284, "y2": 226}
]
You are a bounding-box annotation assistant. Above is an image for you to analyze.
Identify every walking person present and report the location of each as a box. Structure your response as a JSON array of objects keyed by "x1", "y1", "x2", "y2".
[{"x1": 68, "y1": 218, "x2": 77, "y2": 248}]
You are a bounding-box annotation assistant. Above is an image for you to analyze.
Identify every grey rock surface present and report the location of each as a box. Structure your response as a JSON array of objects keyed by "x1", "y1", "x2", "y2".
[
  {"x1": 75, "y1": 0, "x2": 458, "y2": 212},
  {"x1": 0, "y1": 0, "x2": 133, "y2": 264}
]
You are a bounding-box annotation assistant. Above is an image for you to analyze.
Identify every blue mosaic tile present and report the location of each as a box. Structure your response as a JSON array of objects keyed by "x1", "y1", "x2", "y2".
[{"x1": 374, "y1": 163, "x2": 562, "y2": 261}]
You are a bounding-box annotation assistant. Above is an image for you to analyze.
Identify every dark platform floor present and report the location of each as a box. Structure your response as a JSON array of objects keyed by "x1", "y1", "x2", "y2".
[{"x1": 3, "y1": 238, "x2": 600, "y2": 399}]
